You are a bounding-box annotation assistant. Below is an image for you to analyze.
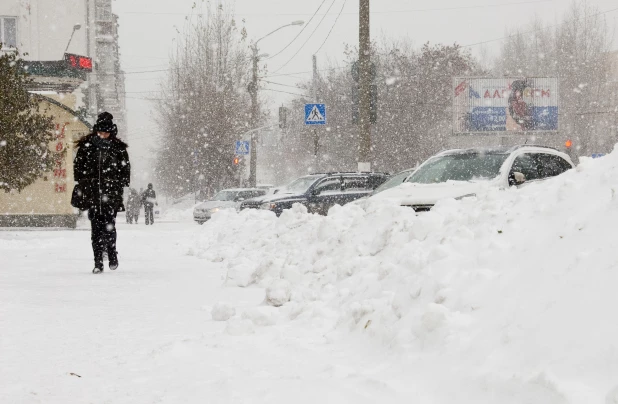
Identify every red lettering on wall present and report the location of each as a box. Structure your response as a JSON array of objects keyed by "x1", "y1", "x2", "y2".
[
  {"x1": 484, "y1": 90, "x2": 491, "y2": 98},
  {"x1": 454, "y1": 81, "x2": 467, "y2": 97},
  {"x1": 54, "y1": 183, "x2": 67, "y2": 193}
]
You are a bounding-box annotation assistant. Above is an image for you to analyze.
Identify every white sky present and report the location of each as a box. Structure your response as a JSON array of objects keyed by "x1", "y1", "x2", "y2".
[{"x1": 113, "y1": 0, "x2": 618, "y2": 185}]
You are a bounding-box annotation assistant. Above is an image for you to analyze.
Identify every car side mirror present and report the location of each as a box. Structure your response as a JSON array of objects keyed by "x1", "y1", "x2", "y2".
[
  {"x1": 311, "y1": 188, "x2": 320, "y2": 196},
  {"x1": 508, "y1": 171, "x2": 526, "y2": 186}
]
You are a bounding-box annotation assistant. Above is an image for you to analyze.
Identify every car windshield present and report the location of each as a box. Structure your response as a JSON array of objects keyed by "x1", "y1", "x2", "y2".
[
  {"x1": 211, "y1": 191, "x2": 238, "y2": 201},
  {"x1": 281, "y1": 176, "x2": 320, "y2": 194},
  {"x1": 373, "y1": 169, "x2": 414, "y2": 194},
  {"x1": 407, "y1": 153, "x2": 508, "y2": 184}
]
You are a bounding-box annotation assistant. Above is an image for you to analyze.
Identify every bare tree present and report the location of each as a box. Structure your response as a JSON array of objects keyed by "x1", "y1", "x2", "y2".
[
  {"x1": 496, "y1": 1, "x2": 615, "y2": 154},
  {"x1": 154, "y1": 4, "x2": 252, "y2": 198},
  {"x1": 274, "y1": 40, "x2": 483, "y2": 181}
]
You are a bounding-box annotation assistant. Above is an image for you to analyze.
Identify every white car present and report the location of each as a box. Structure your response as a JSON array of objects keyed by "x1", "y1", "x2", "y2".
[
  {"x1": 370, "y1": 145, "x2": 574, "y2": 211},
  {"x1": 193, "y1": 188, "x2": 266, "y2": 224}
]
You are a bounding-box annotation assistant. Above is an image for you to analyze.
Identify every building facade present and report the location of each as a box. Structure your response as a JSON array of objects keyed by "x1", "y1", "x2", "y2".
[{"x1": 0, "y1": 0, "x2": 127, "y2": 139}]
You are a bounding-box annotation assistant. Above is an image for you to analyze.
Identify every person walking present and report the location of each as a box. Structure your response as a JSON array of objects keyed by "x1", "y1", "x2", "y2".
[
  {"x1": 127, "y1": 188, "x2": 141, "y2": 224},
  {"x1": 142, "y1": 183, "x2": 157, "y2": 225},
  {"x1": 74, "y1": 112, "x2": 130, "y2": 273}
]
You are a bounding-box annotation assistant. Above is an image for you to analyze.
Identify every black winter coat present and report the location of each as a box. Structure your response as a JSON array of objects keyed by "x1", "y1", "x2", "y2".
[
  {"x1": 74, "y1": 134, "x2": 131, "y2": 213},
  {"x1": 141, "y1": 188, "x2": 156, "y2": 207}
]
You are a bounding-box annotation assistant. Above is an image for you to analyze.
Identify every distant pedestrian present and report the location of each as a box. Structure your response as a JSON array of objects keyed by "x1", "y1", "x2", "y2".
[
  {"x1": 127, "y1": 188, "x2": 141, "y2": 224},
  {"x1": 141, "y1": 183, "x2": 157, "y2": 225},
  {"x1": 73, "y1": 112, "x2": 130, "y2": 274}
]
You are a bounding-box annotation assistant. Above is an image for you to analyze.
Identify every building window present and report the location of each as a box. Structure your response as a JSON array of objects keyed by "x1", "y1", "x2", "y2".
[
  {"x1": 1, "y1": 17, "x2": 17, "y2": 49},
  {"x1": 95, "y1": 3, "x2": 112, "y2": 22}
]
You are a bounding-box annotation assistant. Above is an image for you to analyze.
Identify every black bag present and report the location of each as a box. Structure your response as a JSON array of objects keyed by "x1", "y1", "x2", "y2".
[{"x1": 71, "y1": 184, "x2": 90, "y2": 211}]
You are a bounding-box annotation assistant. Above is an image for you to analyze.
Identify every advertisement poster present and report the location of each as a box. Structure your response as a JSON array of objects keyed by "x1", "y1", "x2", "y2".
[{"x1": 453, "y1": 77, "x2": 559, "y2": 133}]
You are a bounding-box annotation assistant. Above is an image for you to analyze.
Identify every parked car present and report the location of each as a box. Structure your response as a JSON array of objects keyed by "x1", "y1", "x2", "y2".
[
  {"x1": 371, "y1": 167, "x2": 416, "y2": 196},
  {"x1": 193, "y1": 188, "x2": 267, "y2": 224},
  {"x1": 370, "y1": 145, "x2": 574, "y2": 211},
  {"x1": 241, "y1": 172, "x2": 389, "y2": 216}
]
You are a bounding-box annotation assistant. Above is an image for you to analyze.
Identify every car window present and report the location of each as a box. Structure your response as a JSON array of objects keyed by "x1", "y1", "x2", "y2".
[
  {"x1": 314, "y1": 178, "x2": 342, "y2": 195},
  {"x1": 407, "y1": 153, "x2": 508, "y2": 184},
  {"x1": 282, "y1": 176, "x2": 322, "y2": 194},
  {"x1": 237, "y1": 191, "x2": 257, "y2": 200},
  {"x1": 535, "y1": 154, "x2": 564, "y2": 178},
  {"x1": 373, "y1": 170, "x2": 413, "y2": 194},
  {"x1": 544, "y1": 154, "x2": 572, "y2": 177},
  {"x1": 510, "y1": 153, "x2": 540, "y2": 181},
  {"x1": 212, "y1": 191, "x2": 238, "y2": 201},
  {"x1": 342, "y1": 176, "x2": 371, "y2": 193}
]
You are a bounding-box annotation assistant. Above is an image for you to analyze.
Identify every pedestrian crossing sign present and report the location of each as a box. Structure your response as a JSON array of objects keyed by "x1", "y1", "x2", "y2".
[
  {"x1": 305, "y1": 103, "x2": 326, "y2": 125},
  {"x1": 235, "y1": 140, "x2": 250, "y2": 155}
]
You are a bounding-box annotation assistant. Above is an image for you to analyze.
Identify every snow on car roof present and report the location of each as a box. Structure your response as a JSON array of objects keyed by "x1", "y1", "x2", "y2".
[{"x1": 437, "y1": 145, "x2": 561, "y2": 157}]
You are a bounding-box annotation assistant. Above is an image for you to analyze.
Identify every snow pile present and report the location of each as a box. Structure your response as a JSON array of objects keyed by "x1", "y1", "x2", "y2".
[
  {"x1": 211, "y1": 302, "x2": 236, "y2": 321},
  {"x1": 159, "y1": 194, "x2": 200, "y2": 222},
  {"x1": 193, "y1": 148, "x2": 618, "y2": 402}
]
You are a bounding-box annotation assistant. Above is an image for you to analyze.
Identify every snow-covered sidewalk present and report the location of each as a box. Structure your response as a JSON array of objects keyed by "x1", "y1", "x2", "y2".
[{"x1": 0, "y1": 221, "x2": 411, "y2": 404}]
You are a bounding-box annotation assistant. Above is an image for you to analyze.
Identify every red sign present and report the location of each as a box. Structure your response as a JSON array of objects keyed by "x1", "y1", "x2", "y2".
[{"x1": 64, "y1": 53, "x2": 93, "y2": 72}]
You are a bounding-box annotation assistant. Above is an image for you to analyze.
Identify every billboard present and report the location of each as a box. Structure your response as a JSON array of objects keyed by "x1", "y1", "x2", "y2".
[{"x1": 453, "y1": 77, "x2": 558, "y2": 133}]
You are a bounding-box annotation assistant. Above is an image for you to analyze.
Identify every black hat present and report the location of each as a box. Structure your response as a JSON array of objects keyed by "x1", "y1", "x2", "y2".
[{"x1": 94, "y1": 112, "x2": 116, "y2": 134}]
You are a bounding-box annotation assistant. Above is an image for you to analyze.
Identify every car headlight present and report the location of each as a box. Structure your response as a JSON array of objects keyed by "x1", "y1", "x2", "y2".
[
  {"x1": 208, "y1": 207, "x2": 220, "y2": 213},
  {"x1": 260, "y1": 202, "x2": 275, "y2": 210}
]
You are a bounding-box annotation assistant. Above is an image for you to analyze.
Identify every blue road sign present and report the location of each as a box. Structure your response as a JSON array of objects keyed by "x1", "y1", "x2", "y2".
[
  {"x1": 235, "y1": 141, "x2": 250, "y2": 156},
  {"x1": 591, "y1": 153, "x2": 605, "y2": 159},
  {"x1": 305, "y1": 103, "x2": 326, "y2": 125}
]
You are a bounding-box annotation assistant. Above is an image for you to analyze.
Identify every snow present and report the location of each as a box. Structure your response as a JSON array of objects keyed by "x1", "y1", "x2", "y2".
[
  {"x1": 211, "y1": 302, "x2": 236, "y2": 321},
  {"x1": 3, "y1": 149, "x2": 618, "y2": 402},
  {"x1": 189, "y1": 147, "x2": 618, "y2": 402},
  {"x1": 158, "y1": 193, "x2": 200, "y2": 222}
]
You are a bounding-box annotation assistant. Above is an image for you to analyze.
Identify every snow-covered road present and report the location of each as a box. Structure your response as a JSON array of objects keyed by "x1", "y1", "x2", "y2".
[
  {"x1": 5, "y1": 150, "x2": 618, "y2": 403},
  {"x1": 0, "y1": 221, "x2": 408, "y2": 404}
]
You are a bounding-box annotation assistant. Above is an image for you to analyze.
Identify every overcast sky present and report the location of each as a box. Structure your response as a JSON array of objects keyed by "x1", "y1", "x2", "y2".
[{"x1": 113, "y1": 0, "x2": 618, "y2": 185}]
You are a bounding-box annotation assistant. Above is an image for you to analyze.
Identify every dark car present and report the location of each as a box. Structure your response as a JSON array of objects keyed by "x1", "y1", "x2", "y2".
[{"x1": 241, "y1": 172, "x2": 389, "y2": 216}]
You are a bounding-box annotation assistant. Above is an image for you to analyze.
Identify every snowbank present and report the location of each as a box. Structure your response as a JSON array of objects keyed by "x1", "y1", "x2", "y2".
[
  {"x1": 193, "y1": 148, "x2": 618, "y2": 402},
  {"x1": 159, "y1": 194, "x2": 200, "y2": 222}
]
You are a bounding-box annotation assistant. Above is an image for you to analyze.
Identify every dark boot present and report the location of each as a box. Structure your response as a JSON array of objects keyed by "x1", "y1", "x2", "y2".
[{"x1": 108, "y1": 250, "x2": 119, "y2": 270}]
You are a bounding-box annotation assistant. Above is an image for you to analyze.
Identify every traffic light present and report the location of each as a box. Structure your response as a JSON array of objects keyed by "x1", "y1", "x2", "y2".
[
  {"x1": 233, "y1": 156, "x2": 240, "y2": 165},
  {"x1": 565, "y1": 140, "x2": 572, "y2": 149}
]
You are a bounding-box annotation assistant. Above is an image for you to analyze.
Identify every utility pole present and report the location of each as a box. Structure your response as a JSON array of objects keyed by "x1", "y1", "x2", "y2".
[
  {"x1": 246, "y1": 21, "x2": 304, "y2": 188},
  {"x1": 312, "y1": 54, "x2": 320, "y2": 171},
  {"x1": 249, "y1": 45, "x2": 259, "y2": 188},
  {"x1": 358, "y1": 0, "x2": 371, "y2": 172}
]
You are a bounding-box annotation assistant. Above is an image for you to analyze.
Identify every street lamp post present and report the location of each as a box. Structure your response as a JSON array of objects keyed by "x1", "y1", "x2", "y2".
[
  {"x1": 64, "y1": 24, "x2": 82, "y2": 54},
  {"x1": 248, "y1": 20, "x2": 303, "y2": 187}
]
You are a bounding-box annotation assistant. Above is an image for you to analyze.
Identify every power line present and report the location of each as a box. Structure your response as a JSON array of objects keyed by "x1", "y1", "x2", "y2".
[
  {"x1": 314, "y1": 0, "x2": 348, "y2": 55},
  {"x1": 118, "y1": 1, "x2": 553, "y2": 17},
  {"x1": 262, "y1": 80, "x2": 305, "y2": 89},
  {"x1": 263, "y1": 88, "x2": 309, "y2": 97},
  {"x1": 266, "y1": 0, "x2": 328, "y2": 61},
  {"x1": 271, "y1": 0, "x2": 339, "y2": 74},
  {"x1": 261, "y1": 66, "x2": 347, "y2": 79},
  {"x1": 462, "y1": 5, "x2": 618, "y2": 48}
]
